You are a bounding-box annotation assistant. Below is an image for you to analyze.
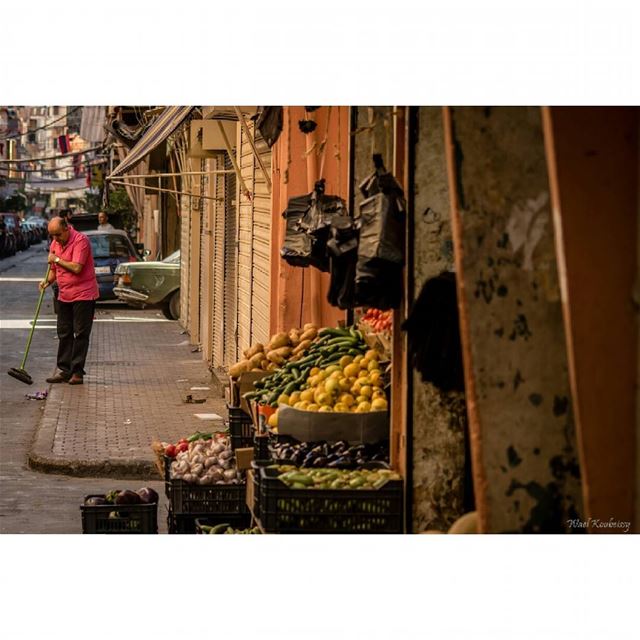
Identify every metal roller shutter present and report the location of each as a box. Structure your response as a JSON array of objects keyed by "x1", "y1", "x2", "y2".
[
  {"x1": 200, "y1": 164, "x2": 213, "y2": 365},
  {"x1": 211, "y1": 154, "x2": 226, "y2": 369},
  {"x1": 236, "y1": 121, "x2": 272, "y2": 355},
  {"x1": 223, "y1": 152, "x2": 239, "y2": 366},
  {"x1": 179, "y1": 189, "x2": 191, "y2": 327}
]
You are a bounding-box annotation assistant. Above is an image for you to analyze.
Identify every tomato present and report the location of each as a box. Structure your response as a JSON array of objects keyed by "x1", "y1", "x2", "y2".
[
  {"x1": 165, "y1": 444, "x2": 177, "y2": 457},
  {"x1": 177, "y1": 441, "x2": 189, "y2": 453}
]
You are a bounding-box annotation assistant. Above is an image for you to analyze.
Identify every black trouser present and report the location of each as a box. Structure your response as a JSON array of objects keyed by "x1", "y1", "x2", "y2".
[{"x1": 56, "y1": 300, "x2": 96, "y2": 377}]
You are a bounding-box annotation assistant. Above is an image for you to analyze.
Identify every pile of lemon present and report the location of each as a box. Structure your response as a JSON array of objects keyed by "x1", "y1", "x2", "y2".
[{"x1": 268, "y1": 350, "x2": 388, "y2": 427}]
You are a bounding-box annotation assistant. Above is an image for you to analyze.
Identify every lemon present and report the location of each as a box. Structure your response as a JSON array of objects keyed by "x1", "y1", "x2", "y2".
[
  {"x1": 317, "y1": 370, "x2": 329, "y2": 380},
  {"x1": 329, "y1": 370, "x2": 342, "y2": 380},
  {"x1": 316, "y1": 392, "x2": 331, "y2": 406},
  {"x1": 293, "y1": 400, "x2": 309, "y2": 410},
  {"x1": 353, "y1": 355, "x2": 363, "y2": 364},
  {"x1": 358, "y1": 370, "x2": 369, "y2": 379},
  {"x1": 339, "y1": 355, "x2": 353, "y2": 368},
  {"x1": 318, "y1": 405, "x2": 333, "y2": 412},
  {"x1": 325, "y1": 378, "x2": 340, "y2": 395},
  {"x1": 365, "y1": 349, "x2": 379, "y2": 361},
  {"x1": 360, "y1": 385, "x2": 373, "y2": 398},
  {"x1": 355, "y1": 401, "x2": 372, "y2": 413},
  {"x1": 306, "y1": 403, "x2": 320, "y2": 412},
  {"x1": 367, "y1": 359, "x2": 380, "y2": 372},
  {"x1": 277, "y1": 393, "x2": 290, "y2": 405},
  {"x1": 268, "y1": 412, "x2": 279, "y2": 427},
  {"x1": 343, "y1": 363, "x2": 359, "y2": 379},
  {"x1": 338, "y1": 378, "x2": 352, "y2": 392},
  {"x1": 309, "y1": 367, "x2": 320, "y2": 376},
  {"x1": 333, "y1": 402, "x2": 349, "y2": 413},
  {"x1": 351, "y1": 380, "x2": 363, "y2": 396},
  {"x1": 369, "y1": 371, "x2": 382, "y2": 386},
  {"x1": 360, "y1": 358, "x2": 371, "y2": 370},
  {"x1": 325, "y1": 365, "x2": 341, "y2": 375},
  {"x1": 372, "y1": 389, "x2": 386, "y2": 400},
  {"x1": 340, "y1": 393, "x2": 355, "y2": 407},
  {"x1": 289, "y1": 391, "x2": 301, "y2": 405},
  {"x1": 371, "y1": 397, "x2": 388, "y2": 411},
  {"x1": 300, "y1": 389, "x2": 314, "y2": 403}
]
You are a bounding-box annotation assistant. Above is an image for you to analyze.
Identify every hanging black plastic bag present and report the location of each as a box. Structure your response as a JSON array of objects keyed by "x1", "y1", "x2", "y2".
[
  {"x1": 254, "y1": 106, "x2": 283, "y2": 148},
  {"x1": 326, "y1": 214, "x2": 358, "y2": 309},
  {"x1": 281, "y1": 180, "x2": 347, "y2": 273},
  {"x1": 280, "y1": 194, "x2": 313, "y2": 267},
  {"x1": 354, "y1": 155, "x2": 406, "y2": 309}
]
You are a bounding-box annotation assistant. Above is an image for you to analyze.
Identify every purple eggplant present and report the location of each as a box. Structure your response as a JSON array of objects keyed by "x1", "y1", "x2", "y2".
[
  {"x1": 136, "y1": 487, "x2": 159, "y2": 504},
  {"x1": 84, "y1": 495, "x2": 107, "y2": 506},
  {"x1": 114, "y1": 489, "x2": 142, "y2": 505}
]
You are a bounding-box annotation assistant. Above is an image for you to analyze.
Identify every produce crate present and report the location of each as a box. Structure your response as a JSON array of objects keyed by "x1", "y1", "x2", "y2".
[
  {"x1": 167, "y1": 478, "x2": 249, "y2": 516},
  {"x1": 194, "y1": 514, "x2": 252, "y2": 534},
  {"x1": 249, "y1": 460, "x2": 279, "y2": 520},
  {"x1": 258, "y1": 468, "x2": 403, "y2": 534},
  {"x1": 227, "y1": 404, "x2": 254, "y2": 450},
  {"x1": 253, "y1": 433, "x2": 272, "y2": 462},
  {"x1": 81, "y1": 497, "x2": 158, "y2": 534}
]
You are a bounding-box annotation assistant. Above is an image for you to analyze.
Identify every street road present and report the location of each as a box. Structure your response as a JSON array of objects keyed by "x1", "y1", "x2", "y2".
[{"x1": 0, "y1": 243, "x2": 166, "y2": 533}]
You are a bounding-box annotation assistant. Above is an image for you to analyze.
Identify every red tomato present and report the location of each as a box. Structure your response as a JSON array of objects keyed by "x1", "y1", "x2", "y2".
[
  {"x1": 177, "y1": 441, "x2": 189, "y2": 453},
  {"x1": 165, "y1": 444, "x2": 177, "y2": 457}
]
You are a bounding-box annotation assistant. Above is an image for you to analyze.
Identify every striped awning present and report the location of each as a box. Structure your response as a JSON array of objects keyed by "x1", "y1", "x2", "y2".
[{"x1": 107, "y1": 106, "x2": 194, "y2": 179}]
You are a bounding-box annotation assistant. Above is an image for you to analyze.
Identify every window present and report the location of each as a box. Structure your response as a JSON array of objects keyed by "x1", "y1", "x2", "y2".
[{"x1": 89, "y1": 235, "x2": 135, "y2": 260}]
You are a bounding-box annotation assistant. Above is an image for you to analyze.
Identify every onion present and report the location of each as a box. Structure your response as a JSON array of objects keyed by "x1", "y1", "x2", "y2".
[
  {"x1": 191, "y1": 463, "x2": 204, "y2": 477},
  {"x1": 223, "y1": 469, "x2": 237, "y2": 480},
  {"x1": 212, "y1": 443, "x2": 225, "y2": 455}
]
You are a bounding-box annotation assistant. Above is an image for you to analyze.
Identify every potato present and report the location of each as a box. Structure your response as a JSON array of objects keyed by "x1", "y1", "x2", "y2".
[
  {"x1": 266, "y1": 350, "x2": 286, "y2": 365},
  {"x1": 244, "y1": 343, "x2": 264, "y2": 359},
  {"x1": 273, "y1": 346, "x2": 293, "y2": 358},
  {"x1": 260, "y1": 358, "x2": 270, "y2": 370},
  {"x1": 267, "y1": 332, "x2": 289, "y2": 350},
  {"x1": 266, "y1": 362, "x2": 279, "y2": 371},
  {"x1": 300, "y1": 327, "x2": 317, "y2": 342},
  {"x1": 292, "y1": 339, "x2": 312, "y2": 355},
  {"x1": 249, "y1": 352, "x2": 264, "y2": 367},
  {"x1": 288, "y1": 329, "x2": 301, "y2": 346},
  {"x1": 303, "y1": 323, "x2": 317, "y2": 331},
  {"x1": 229, "y1": 360, "x2": 250, "y2": 377}
]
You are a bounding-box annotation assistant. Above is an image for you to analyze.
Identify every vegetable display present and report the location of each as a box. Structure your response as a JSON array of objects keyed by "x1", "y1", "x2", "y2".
[
  {"x1": 169, "y1": 436, "x2": 241, "y2": 485},
  {"x1": 272, "y1": 465, "x2": 401, "y2": 490},
  {"x1": 244, "y1": 326, "x2": 387, "y2": 427},
  {"x1": 228, "y1": 324, "x2": 319, "y2": 377},
  {"x1": 360, "y1": 308, "x2": 392, "y2": 334},
  {"x1": 270, "y1": 439, "x2": 389, "y2": 468},
  {"x1": 198, "y1": 523, "x2": 261, "y2": 534},
  {"x1": 84, "y1": 488, "x2": 159, "y2": 506}
]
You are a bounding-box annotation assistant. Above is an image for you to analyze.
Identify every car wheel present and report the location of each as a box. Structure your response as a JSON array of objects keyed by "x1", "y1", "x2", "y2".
[{"x1": 162, "y1": 289, "x2": 180, "y2": 320}]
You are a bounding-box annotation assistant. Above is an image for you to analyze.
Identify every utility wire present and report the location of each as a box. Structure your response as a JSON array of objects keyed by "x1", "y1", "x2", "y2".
[
  {"x1": 0, "y1": 144, "x2": 105, "y2": 164},
  {"x1": 4, "y1": 158, "x2": 107, "y2": 173},
  {"x1": 0, "y1": 106, "x2": 82, "y2": 141}
]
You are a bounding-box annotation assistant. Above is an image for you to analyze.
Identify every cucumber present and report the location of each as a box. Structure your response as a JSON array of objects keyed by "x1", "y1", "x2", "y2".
[
  {"x1": 318, "y1": 327, "x2": 351, "y2": 338},
  {"x1": 283, "y1": 381, "x2": 298, "y2": 396}
]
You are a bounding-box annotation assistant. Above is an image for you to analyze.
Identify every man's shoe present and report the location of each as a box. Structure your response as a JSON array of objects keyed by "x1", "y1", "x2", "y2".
[
  {"x1": 68, "y1": 374, "x2": 84, "y2": 385},
  {"x1": 46, "y1": 373, "x2": 70, "y2": 383}
]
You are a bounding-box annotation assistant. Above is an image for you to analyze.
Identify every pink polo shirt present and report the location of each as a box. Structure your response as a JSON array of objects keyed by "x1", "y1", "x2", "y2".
[{"x1": 51, "y1": 227, "x2": 99, "y2": 302}]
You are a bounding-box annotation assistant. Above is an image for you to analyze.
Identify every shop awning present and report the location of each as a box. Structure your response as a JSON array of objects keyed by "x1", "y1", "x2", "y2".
[{"x1": 107, "y1": 106, "x2": 194, "y2": 179}]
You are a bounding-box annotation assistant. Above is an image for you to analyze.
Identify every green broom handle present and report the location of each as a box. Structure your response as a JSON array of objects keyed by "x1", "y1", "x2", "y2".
[{"x1": 20, "y1": 263, "x2": 52, "y2": 370}]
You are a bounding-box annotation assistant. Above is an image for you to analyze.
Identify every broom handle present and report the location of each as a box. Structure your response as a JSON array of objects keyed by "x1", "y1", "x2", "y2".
[{"x1": 20, "y1": 263, "x2": 51, "y2": 370}]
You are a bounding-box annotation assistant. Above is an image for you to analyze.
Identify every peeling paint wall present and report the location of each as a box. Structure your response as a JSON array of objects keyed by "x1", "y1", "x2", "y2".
[
  {"x1": 449, "y1": 107, "x2": 583, "y2": 532},
  {"x1": 411, "y1": 107, "x2": 468, "y2": 532}
]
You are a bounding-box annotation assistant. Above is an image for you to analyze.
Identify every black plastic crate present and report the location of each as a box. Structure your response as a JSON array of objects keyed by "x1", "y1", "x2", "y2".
[
  {"x1": 194, "y1": 513, "x2": 252, "y2": 534},
  {"x1": 249, "y1": 460, "x2": 279, "y2": 521},
  {"x1": 253, "y1": 433, "x2": 272, "y2": 462},
  {"x1": 167, "y1": 478, "x2": 248, "y2": 515},
  {"x1": 258, "y1": 468, "x2": 403, "y2": 534},
  {"x1": 81, "y1": 497, "x2": 158, "y2": 534},
  {"x1": 227, "y1": 404, "x2": 254, "y2": 450}
]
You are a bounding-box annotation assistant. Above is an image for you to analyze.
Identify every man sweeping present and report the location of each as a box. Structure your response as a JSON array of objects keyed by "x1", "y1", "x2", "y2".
[{"x1": 40, "y1": 216, "x2": 99, "y2": 385}]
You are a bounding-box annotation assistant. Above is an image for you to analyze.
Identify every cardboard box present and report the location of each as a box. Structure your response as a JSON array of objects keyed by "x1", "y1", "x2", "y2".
[
  {"x1": 277, "y1": 405, "x2": 389, "y2": 444},
  {"x1": 235, "y1": 447, "x2": 254, "y2": 471},
  {"x1": 246, "y1": 470, "x2": 255, "y2": 512},
  {"x1": 230, "y1": 371, "x2": 270, "y2": 415}
]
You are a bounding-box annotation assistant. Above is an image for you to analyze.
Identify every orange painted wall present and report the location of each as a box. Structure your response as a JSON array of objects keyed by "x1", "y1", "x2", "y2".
[{"x1": 270, "y1": 106, "x2": 350, "y2": 333}]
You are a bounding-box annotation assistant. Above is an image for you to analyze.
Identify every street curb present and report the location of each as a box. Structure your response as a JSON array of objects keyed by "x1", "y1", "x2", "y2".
[{"x1": 28, "y1": 383, "x2": 163, "y2": 481}]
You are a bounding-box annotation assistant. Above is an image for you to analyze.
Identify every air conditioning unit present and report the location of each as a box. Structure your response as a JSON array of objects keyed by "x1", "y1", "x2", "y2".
[{"x1": 188, "y1": 120, "x2": 237, "y2": 157}]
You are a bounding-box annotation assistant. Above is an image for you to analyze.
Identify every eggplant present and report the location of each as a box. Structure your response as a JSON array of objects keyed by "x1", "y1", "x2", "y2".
[
  {"x1": 114, "y1": 489, "x2": 142, "y2": 505},
  {"x1": 84, "y1": 495, "x2": 107, "y2": 506},
  {"x1": 136, "y1": 487, "x2": 159, "y2": 504},
  {"x1": 312, "y1": 456, "x2": 328, "y2": 468}
]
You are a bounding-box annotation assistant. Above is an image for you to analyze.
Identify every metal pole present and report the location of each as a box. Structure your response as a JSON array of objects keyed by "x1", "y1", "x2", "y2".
[{"x1": 216, "y1": 120, "x2": 251, "y2": 199}]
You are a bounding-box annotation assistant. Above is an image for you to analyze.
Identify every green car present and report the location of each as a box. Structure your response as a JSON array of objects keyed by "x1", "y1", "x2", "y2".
[{"x1": 113, "y1": 249, "x2": 181, "y2": 319}]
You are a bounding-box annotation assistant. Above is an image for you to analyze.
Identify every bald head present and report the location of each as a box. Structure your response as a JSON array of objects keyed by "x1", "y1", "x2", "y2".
[{"x1": 48, "y1": 217, "x2": 70, "y2": 245}]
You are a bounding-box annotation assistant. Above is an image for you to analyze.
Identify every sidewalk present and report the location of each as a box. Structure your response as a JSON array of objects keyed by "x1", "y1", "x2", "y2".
[{"x1": 29, "y1": 307, "x2": 227, "y2": 479}]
